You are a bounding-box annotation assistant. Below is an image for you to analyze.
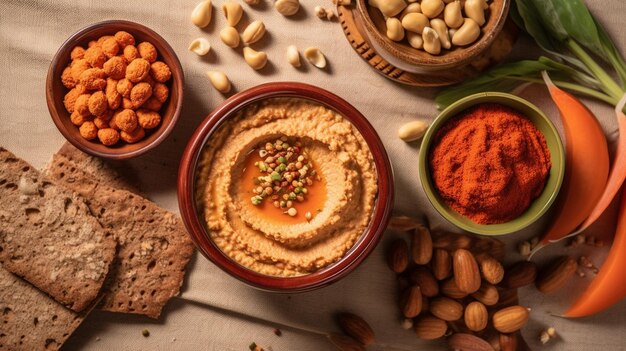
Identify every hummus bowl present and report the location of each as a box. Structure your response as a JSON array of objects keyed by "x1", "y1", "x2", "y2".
[{"x1": 178, "y1": 82, "x2": 393, "y2": 292}]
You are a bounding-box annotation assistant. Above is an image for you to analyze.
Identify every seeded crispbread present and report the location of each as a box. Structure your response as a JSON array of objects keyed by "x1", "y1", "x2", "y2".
[
  {"x1": 0, "y1": 266, "x2": 86, "y2": 350},
  {"x1": 0, "y1": 147, "x2": 116, "y2": 312},
  {"x1": 44, "y1": 146, "x2": 195, "y2": 319}
]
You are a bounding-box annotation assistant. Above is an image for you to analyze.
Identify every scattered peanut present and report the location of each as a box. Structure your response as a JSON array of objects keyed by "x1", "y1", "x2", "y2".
[
  {"x1": 303, "y1": 47, "x2": 327, "y2": 68},
  {"x1": 188, "y1": 38, "x2": 211, "y2": 56},
  {"x1": 220, "y1": 27, "x2": 240, "y2": 48},
  {"x1": 398, "y1": 120, "x2": 429, "y2": 142},
  {"x1": 275, "y1": 0, "x2": 300, "y2": 16},
  {"x1": 286, "y1": 45, "x2": 301, "y2": 67},
  {"x1": 243, "y1": 47, "x2": 268, "y2": 70},
  {"x1": 242, "y1": 20, "x2": 266, "y2": 45},
  {"x1": 207, "y1": 71, "x2": 231, "y2": 93},
  {"x1": 540, "y1": 327, "x2": 557, "y2": 345},
  {"x1": 222, "y1": 1, "x2": 243, "y2": 26},
  {"x1": 191, "y1": 0, "x2": 213, "y2": 28}
]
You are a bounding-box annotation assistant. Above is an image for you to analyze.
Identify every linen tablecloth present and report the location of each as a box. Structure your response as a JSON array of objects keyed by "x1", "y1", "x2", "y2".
[{"x1": 1, "y1": 0, "x2": 625, "y2": 350}]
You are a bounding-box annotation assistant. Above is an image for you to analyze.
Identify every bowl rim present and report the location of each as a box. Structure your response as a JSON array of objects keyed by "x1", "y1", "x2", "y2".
[
  {"x1": 418, "y1": 92, "x2": 565, "y2": 235},
  {"x1": 45, "y1": 19, "x2": 184, "y2": 160},
  {"x1": 177, "y1": 82, "x2": 394, "y2": 292},
  {"x1": 356, "y1": 0, "x2": 511, "y2": 69}
]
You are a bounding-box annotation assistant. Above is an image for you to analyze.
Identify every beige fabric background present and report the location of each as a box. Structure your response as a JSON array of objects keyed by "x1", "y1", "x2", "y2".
[{"x1": 1, "y1": 0, "x2": 625, "y2": 350}]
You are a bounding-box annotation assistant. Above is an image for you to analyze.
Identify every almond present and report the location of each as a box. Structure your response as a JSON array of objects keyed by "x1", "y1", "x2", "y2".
[
  {"x1": 411, "y1": 224, "x2": 433, "y2": 264},
  {"x1": 536, "y1": 256, "x2": 577, "y2": 294},
  {"x1": 432, "y1": 249, "x2": 451, "y2": 280},
  {"x1": 493, "y1": 288, "x2": 519, "y2": 310},
  {"x1": 337, "y1": 312, "x2": 375, "y2": 346},
  {"x1": 401, "y1": 285, "x2": 423, "y2": 318},
  {"x1": 327, "y1": 333, "x2": 365, "y2": 351},
  {"x1": 388, "y1": 216, "x2": 420, "y2": 231},
  {"x1": 387, "y1": 239, "x2": 409, "y2": 273},
  {"x1": 470, "y1": 282, "x2": 499, "y2": 306},
  {"x1": 429, "y1": 296, "x2": 463, "y2": 321},
  {"x1": 453, "y1": 249, "x2": 481, "y2": 293},
  {"x1": 408, "y1": 266, "x2": 439, "y2": 297},
  {"x1": 492, "y1": 305, "x2": 530, "y2": 333},
  {"x1": 499, "y1": 332, "x2": 518, "y2": 351},
  {"x1": 477, "y1": 255, "x2": 504, "y2": 284},
  {"x1": 440, "y1": 278, "x2": 468, "y2": 299},
  {"x1": 464, "y1": 301, "x2": 488, "y2": 332},
  {"x1": 448, "y1": 333, "x2": 495, "y2": 351},
  {"x1": 503, "y1": 261, "x2": 537, "y2": 289},
  {"x1": 414, "y1": 315, "x2": 448, "y2": 340}
]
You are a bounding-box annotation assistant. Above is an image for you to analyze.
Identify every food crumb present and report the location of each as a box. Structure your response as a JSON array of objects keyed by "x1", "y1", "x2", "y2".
[
  {"x1": 273, "y1": 328, "x2": 282, "y2": 336},
  {"x1": 96, "y1": 337, "x2": 101, "y2": 341},
  {"x1": 142, "y1": 329, "x2": 150, "y2": 337},
  {"x1": 172, "y1": 337, "x2": 177, "y2": 342},
  {"x1": 249, "y1": 342, "x2": 265, "y2": 351}
]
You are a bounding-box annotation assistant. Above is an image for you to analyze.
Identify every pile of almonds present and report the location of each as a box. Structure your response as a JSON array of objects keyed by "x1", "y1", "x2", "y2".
[{"x1": 387, "y1": 216, "x2": 533, "y2": 350}]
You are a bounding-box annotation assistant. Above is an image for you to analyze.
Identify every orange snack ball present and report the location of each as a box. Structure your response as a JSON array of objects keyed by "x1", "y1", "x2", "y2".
[
  {"x1": 137, "y1": 109, "x2": 161, "y2": 129},
  {"x1": 137, "y1": 42, "x2": 157, "y2": 63},
  {"x1": 142, "y1": 97, "x2": 163, "y2": 112},
  {"x1": 141, "y1": 74, "x2": 156, "y2": 87},
  {"x1": 70, "y1": 110, "x2": 92, "y2": 126},
  {"x1": 125, "y1": 58, "x2": 150, "y2": 83},
  {"x1": 149, "y1": 61, "x2": 171, "y2": 83},
  {"x1": 94, "y1": 116, "x2": 109, "y2": 129},
  {"x1": 70, "y1": 59, "x2": 91, "y2": 81},
  {"x1": 88, "y1": 40, "x2": 98, "y2": 48},
  {"x1": 61, "y1": 66, "x2": 76, "y2": 89},
  {"x1": 114, "y1": 109, "x2": 138, "y2": 133},
  {"x1": 70, "y1": 46, "x2": 86, "y2": 60},
  {"x1": 97, "y1": 128, "x2": 120, "y2": 146},
  {"x1": 103, "y1": 56, "x2": 127, "y2": 80},
  {"x1": 120, "y1": 126, "x2": 146, "y2": 144},
  {"x1": 116, "y1": 78, "x2": 133, "y2": 98},
  {"x1": 84, "y1": 45, "x2": 107, "y2": 68},
  {"x1": 88, "y1": 91, "x2": 108, "y2": 116},
  {"x1": 105, "y1": 79, "x2": 122, "y2": 110},
  {"x1": 97, "y1": 35, "x2": 113, "y2": 46},
  {"x1": 122, "y1": 98, "x2": 134, "y2": 109},
  {"x1": 109, "y1": 110, "x2": 121, "y2": 130},
  {"x1": 74, "y1": 94, "x2": 91, "y2": 117},
  {"x1": 63, "y1": 85, "x2": 87, "y2": 113},
  {"x1": 130, "y1": 82, "x2": 153, "y2": 108},
  {"x1": 152, "y1": 83, "x2": 169, "y2": 103},
  {"x1": 123, "y1": 45, "x2": 139, "y2": 62},
  {"x1": 79, "y1": 68, "x2": 107, "y2": 90},
  {"x1": 101, "y1": 37, "x2": 120, "y2": 58},
  {"x1": 114, "y1": 31, "x2": 135, "y2": 49},
  {"x1": 79, "y1": 121, "x2": 98, "y2": 140}
]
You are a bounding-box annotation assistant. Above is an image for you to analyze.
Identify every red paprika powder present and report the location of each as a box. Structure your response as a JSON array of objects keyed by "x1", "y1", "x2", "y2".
[{"x1": 429, "y1": 103, "x2": 551, "y2": 224}]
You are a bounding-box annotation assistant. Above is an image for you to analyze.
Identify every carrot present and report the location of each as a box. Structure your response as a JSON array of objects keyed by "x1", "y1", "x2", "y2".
[
  {"x1": 564, "y1": 185, "x2": 626, "y2": 317},
  {"x1": 574, "y1": 94, "x2": 626, "y2": 235},
  {"x1": 536, "y1": 71, "x2": 610, "y2": 248}
]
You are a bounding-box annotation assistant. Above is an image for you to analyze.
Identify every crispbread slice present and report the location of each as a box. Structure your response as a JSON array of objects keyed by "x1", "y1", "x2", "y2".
[
  {"x1": 0, "y1": 266, "x2": 86, "y2": 350},
  {"x1": 0, "y1": 147, "x2": 116, "y2": 312},
  {"x1": 45, "y1": 149, "x2": 195, "y2": 319}
]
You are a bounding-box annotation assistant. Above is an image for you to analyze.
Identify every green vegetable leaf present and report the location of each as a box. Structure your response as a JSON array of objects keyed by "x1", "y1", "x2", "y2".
[
  {"x1": 546, "y1": 0, "x2": 601, "y2": 53},
  {"x1": 593, "y1": 17, "x2": 626, "y2": 88}
]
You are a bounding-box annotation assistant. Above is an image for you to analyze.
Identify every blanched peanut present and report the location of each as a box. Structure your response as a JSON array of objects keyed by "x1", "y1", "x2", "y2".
[
  {"x1": 464, "y1": 0, "x2": 486, "y2": 26},
  {"x1": 407, "y1": 31, "x2": 424, "y2": 49},
  {"x1": 286, "y1": 45, "x2": 301, "y2": 68},
  {"x1": 444, "y1": 1, "x2": 463, "y2": 29},
  {"x1": 243, "y1": 47, "x2": 268, "y2": 70},
  {"x1": 242, "y1": 20, "x2": 266, "y2": 45},
  {"x1": 422, "y1": 27, "x2": 441, "y2": 55},
  {"x1": 430, "y1": 19, "x2": 451, "y2": 49},
  {"x1": 421, "y1": 0, "x2": 444, "y2": 18},
  {"x1": 398, "y1": 120, "x2": 429, "y2": 142},
  {"x1": 303, "y1": 47, "x2": 327, "y2": 68},
  {"x1": 401, "y1": 13, "x2": 429, "y2": 34},
  {"x1": 191, "y1": 0, "x2": 213, "y2": 28},
  {"x1": 188, "y1": 38, "x2": 211, "y2": 56},
  {"x1": 400, "y1": 3, "x2": 421, "y2": 18},
  {"x1": 275, "y1": 0, "x2": 300, "y2": 16},
  {"x1": 207, "y1": 71, "x2": 231, "y2": 93},
  {"x1": 386, "y1": 17, "x2": 405, "y2": 42},
  {"x1": 220, "y1": 27, "x2": 240, "y2": 48},
  {"x1": 452, "y1": 18, "x2": 480, "y2": 46},
  {"x1": 369, "y1": 0, "x2": 406, "y2": 17},
  {"x1": 222, "y1": 1, "x2": 243, "y2": 26}
]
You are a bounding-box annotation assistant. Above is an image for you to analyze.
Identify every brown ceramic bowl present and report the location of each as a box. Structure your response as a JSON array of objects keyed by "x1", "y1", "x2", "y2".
[
  {"x1": 357, "y1": 0, "x2": 511, "y2": 74},
  {"x1": 46, "y1": 20, "x2": 183, "y2": 159},
  {"x1": 178, "y1": 82, "x2": 394, "y2": 292}
]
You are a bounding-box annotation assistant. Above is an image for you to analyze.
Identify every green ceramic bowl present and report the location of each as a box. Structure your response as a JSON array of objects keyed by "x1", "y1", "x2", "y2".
[{"x1": 419, "y1": 92, "x2": 565, "y2": 236}]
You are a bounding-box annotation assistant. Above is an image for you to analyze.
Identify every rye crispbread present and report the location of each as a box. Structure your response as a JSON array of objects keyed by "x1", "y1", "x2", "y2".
[
  {"x1": 0, "y1": 266, "x2": 85, "y2": 350},
  {"x1": 0, "y1": 147, "x2": 116, "y2": 312},
  {"x1": 44, "y1": 146, "x2": 195, "y2": 319}
]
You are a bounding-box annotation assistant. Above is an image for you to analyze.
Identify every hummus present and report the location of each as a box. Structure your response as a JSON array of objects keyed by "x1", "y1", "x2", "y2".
[{"x1": 195, "y1": 98, "x2": 378, "y2": 276}]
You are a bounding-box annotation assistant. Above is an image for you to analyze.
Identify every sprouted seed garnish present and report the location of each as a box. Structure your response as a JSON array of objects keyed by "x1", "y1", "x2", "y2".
[{"x1": 250, "y1": 137, "x2": 321, "y2": 217}]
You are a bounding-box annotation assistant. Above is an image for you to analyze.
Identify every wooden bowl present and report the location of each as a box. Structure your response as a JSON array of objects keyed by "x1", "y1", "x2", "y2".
[
  {"x1": 357, "y1": 0, "x2": 511, "y2": 74},
  {"x1": 178, "y1": 82, "x2": 394, "y2": 292},
  {"x1": 46, "y1": 20, "x2": 184, "y2": 160}
]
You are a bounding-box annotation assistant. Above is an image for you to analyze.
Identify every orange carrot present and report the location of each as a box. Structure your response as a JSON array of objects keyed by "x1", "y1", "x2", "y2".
[
  {"x1": 575, "y1": 94, "x2": 626, "y2": 235},
  {"x1": 564, "y1": 185, "x2": 626, "y2": 317},
  {"x1": 537, "y1": 71, "x2": 609, "y2": 247}
]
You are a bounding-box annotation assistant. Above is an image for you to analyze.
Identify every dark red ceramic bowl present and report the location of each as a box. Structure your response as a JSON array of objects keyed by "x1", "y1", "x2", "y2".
[
  {"x1": 46, "y1": 20, "x2": 184, "y2": 160},
  {"x1": 178, "y1": 82, "x2": 394, "y2": 292}
]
